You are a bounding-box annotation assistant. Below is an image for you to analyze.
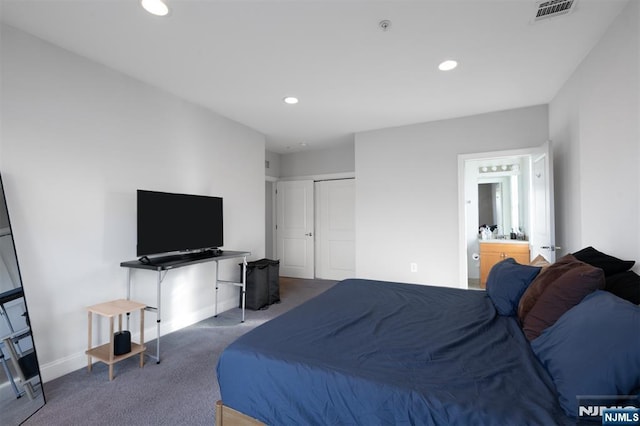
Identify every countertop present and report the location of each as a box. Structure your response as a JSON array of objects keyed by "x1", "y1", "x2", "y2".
[{"x1": 479, "y1": 239, "x2": 529, "y2": 245}]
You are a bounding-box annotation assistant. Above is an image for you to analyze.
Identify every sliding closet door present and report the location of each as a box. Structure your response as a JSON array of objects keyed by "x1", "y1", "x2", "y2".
[{"x1": 315, "y1": 179, "x2": 355, "y2": 280}]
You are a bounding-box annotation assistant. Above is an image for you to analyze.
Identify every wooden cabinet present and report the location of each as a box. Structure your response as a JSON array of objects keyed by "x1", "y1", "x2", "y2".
[{"x1": 479, "y1": 242, "x2": 530, "y2": 288}]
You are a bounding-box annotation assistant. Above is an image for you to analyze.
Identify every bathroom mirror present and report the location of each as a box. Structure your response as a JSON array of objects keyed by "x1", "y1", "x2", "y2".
[
  {"x1": 477, "y1": 161, "x2": 527, "y2": 238},
  {"x1": 0, "y1": 174, "x2": 46, "y2": 424}
]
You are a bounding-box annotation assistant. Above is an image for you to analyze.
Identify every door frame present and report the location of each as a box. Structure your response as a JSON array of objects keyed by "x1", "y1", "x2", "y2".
[
  {"x1": 457, "y1": 142, "x2": 555, "y2": 288},
  {"x1": 266, "y1": 176, "x2": 277, "y2": 259}
]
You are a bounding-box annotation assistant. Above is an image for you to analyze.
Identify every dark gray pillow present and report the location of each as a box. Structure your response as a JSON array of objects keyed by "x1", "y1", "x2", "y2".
[
  {"x1": 573, "y1": 246, "x2": 634, "y2": 276},
  {"x1": 605, "y1": 270, "x2": 640, "y2": 304}
]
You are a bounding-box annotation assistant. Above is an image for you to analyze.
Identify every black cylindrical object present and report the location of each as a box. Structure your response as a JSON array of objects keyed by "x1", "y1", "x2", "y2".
[{"x1": 114, "y1": 330, "x2": 131, "y2": 355}]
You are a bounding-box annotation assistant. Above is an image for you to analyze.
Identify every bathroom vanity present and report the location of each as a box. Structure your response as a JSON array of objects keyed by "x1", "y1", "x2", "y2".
[{"x1": 479, "y1": 240, "x2": 530, "y2": 288}]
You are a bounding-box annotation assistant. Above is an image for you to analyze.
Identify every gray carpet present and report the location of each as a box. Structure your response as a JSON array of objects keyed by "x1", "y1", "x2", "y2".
[{"x1": 23, "y1": 278, "x2": 337, "y2": 426}]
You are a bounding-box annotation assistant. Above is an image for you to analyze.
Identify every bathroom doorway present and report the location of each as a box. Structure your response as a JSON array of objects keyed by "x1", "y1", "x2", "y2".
[{"x1": 458, "y1": 142, "x2": 556, "y2": 288}]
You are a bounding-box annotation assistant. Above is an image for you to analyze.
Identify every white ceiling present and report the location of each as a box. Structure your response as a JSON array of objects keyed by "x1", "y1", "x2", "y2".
[{"x1": 0, "y1": 0, "x2": 629, "y2": 153}]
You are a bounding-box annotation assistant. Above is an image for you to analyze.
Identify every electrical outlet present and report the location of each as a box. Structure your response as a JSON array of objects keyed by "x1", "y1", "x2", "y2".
[{"x1": 410, "y1": 262, "x2": 418, "y2": 273}]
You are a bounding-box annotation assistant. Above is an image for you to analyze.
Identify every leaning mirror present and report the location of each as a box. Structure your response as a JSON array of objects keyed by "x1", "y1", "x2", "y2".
[{"x1": 0, "y1": 174, "x2": 46, "y2": 424}]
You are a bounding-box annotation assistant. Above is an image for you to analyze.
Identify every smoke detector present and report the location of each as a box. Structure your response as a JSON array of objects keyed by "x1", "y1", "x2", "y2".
[
  {"x1": 379, "y1": 20, "x2": 391, "y2": 32},
  {"x1": 533, "y1": 0, "x2": 577, "y2": 22}
]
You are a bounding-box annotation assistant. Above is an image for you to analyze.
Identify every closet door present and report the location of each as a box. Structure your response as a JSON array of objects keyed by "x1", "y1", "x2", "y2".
[
  {"x1": 315, "y1": 179, "x2": 355, "y2": 280},
  {"x1": 276, "y1": 180, "x2": 314, "y2": 278}
]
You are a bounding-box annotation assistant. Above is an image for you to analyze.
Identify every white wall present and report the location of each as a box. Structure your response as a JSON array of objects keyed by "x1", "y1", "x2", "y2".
[
  {"x1": 0, "y1": 25, "x2": 265, "y2": 381},
  {"x1": 265, "y1": 150, "x2": 281, "y2": 179},
  {"x1": 354, "y1": 1, "x2": 639, "y2": 287},
  {"x1": 355, "y1": 105, "x2": 548, "y2": 287},
  {"x1": 279, "y1": 140, "x2": 355, "y2": 178},
  {"x1": 550, "y1": 0, "x2": 639, "y2": 270}
]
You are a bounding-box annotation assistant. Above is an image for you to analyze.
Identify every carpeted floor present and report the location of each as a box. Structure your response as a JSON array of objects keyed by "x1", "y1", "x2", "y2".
[{"x1": 22, "y1": 277, "x2": 336, "y2": 426}]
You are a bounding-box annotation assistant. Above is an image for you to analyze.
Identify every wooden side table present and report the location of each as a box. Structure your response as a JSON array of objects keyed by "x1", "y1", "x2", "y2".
[{"x1": 86, "y1": 299, "x2": 146, "y2": 380}]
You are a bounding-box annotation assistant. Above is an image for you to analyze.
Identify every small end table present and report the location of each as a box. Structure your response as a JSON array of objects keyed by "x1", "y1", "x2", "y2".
[{"x1": 86, "y1": 299, "x2": 146, "y2": 380}]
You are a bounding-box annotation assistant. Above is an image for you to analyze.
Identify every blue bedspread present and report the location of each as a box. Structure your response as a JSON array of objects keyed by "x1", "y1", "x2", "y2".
[{"x1": 217, "y1": 279, "x2": 571, "y2": 425}]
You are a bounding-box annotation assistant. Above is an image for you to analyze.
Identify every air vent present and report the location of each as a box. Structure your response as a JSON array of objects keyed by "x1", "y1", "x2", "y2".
[{"x1": 534, "y1": 0, "x2": 577, "y2": 21}]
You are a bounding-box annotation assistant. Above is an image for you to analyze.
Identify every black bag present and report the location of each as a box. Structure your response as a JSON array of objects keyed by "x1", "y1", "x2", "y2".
[
  {"x1": 264, "y1": 259, "x2": 280, "y2": 305},
  {"x1": 114, "y1": 331, "x2": 131, "y2": 355},
  {"x1": 241, "y1": 260, "x2": 270, "y2": 310},
  {"x1": 239, "y1": 259, "x2": 281, "y2": 310}
]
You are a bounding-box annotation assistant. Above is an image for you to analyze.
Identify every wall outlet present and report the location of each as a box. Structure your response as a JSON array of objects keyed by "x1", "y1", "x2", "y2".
[{"x1": 410, "y1": 262, "x2": 418, "y2": 273}]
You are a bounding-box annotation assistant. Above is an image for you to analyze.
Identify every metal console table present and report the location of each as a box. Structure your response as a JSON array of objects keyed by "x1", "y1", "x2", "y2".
[{"x1": 120, "y1": 250, "x2": 250, "y2": 363}]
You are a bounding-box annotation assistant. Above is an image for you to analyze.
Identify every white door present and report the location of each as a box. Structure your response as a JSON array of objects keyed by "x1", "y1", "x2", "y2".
[
  {"x1": 315, "y1": 179, "x2": 355, "y2": 280},
  {"x1": 529, "y1": 141, "x2": 557, "y2": 263},
  {"x1": 276, "y1": 180, "x2": 314, "y2": 278}
]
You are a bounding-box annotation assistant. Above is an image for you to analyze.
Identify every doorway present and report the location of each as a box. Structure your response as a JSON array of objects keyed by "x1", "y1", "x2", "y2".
[{"x1": 457, "y1": 142, "x2": 556, "y2": 288}]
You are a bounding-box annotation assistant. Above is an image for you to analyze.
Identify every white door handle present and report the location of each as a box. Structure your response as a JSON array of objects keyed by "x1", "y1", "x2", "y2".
[{"x1": 305, "y1": 232, "x2": 313, "y2": 237}]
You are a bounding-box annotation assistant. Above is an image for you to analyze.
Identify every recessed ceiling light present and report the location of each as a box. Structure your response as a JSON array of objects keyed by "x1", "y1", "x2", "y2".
[
  {"x1": 141, "y1": 0, "x2": 169, "y2": 17},
  {"x1": 438, "y1": 60, "x2": 458, "y2": 71},
  {"x1": 283, "y1": 96, "x2": 299, "y2": 105}
]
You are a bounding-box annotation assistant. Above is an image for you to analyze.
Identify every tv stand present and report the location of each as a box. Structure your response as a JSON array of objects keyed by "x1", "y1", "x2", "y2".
[{"x1": 120, "y1": 250, "x2": 250, "y2": 363}]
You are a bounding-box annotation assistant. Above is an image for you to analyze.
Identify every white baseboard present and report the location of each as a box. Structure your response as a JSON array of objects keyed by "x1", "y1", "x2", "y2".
[{"x1": 39, "y1": 296, "x2": 240, "y2": 383}]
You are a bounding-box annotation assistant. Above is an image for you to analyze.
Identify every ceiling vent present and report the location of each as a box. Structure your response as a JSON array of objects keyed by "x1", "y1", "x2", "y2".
[{"x1": 534, "y1": 0, "x2": 577, "y2": 21}]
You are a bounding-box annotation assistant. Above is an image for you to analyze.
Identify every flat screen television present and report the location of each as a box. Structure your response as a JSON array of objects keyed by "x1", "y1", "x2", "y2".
[{"x1": 137, "y1": 190, "x2": 223, "y2": 257}]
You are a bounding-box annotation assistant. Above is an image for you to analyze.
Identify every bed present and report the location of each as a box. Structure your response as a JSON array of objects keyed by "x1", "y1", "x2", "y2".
[{"x1": 216, "y1": 250, "x2": 639, "y2": 425}]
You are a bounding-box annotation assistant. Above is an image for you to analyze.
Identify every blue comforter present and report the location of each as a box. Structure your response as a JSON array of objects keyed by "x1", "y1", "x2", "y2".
[{"x1": 217, "y1": 279, "x2": 571, "y2": 425}]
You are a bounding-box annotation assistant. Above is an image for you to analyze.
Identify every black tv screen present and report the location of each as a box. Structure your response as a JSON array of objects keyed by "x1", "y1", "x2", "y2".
[{"x1": 136, "y1": 190, "x2": 223, "y2": 257}]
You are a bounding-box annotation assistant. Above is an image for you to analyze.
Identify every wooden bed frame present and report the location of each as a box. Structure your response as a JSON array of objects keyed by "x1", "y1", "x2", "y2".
[{"x1": 215, "y1": 401, "x2": 264, "y2": 426}]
